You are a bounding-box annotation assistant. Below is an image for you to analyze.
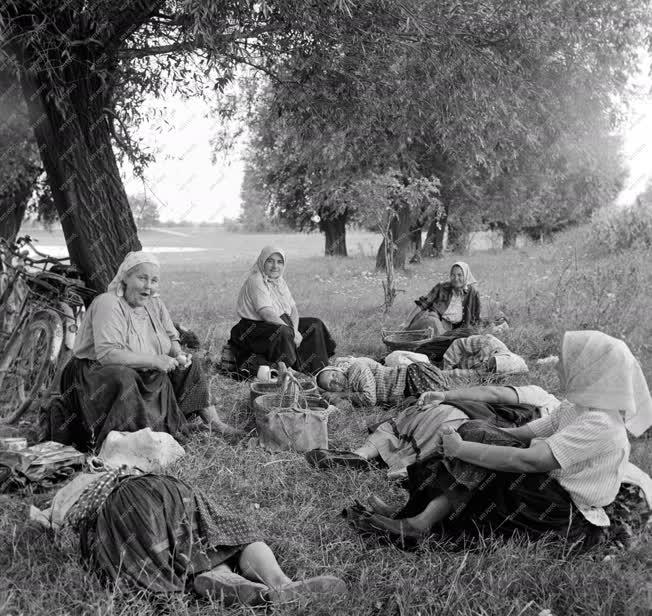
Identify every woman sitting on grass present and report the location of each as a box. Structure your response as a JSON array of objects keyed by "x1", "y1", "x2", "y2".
[
  {"x1": 228, "y1": 246, "x2": 336, "y2": 377},
  {"x1": 53, "y1": 471, "x2": 346, "y2": 606},
  {"x1": 402, "y1": 261, "x2": 481, "y2": 334},
  {"x1": 42, "y1": 251, "x2": 240, "y2": 449},
  {"x1": 345, "y1": 331, "x2": 652, "y2": 547}
]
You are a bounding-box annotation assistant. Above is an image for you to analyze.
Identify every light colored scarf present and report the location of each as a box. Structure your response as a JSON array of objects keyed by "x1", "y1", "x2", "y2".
[
  {"x1": 450, "y1": 261, "x2": 478, "y2": 290},
  {"x1": 107, "y1": 251, "x2": 160, "y2": 297},
  {"x1": 562, "y1": 330, "x2": 652, "y2": 437},
  {"x1": 246, "y1": 245, "x2": 294, "y2": 316}
]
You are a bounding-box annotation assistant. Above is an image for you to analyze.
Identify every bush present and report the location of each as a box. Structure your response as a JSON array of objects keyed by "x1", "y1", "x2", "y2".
[{"x1": 590, "y1": 202, "x2": 652, "y2": 252}]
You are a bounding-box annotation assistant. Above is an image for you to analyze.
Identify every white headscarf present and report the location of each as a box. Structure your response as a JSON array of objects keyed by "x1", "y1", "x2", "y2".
[
  {"x1": 107, "y1": 251, "x2": 160, "y2": 297},
  {"x1": 562, "y1": 330, "x2": 652, "y2": 437},
  {"x1": 253, "y1": 245, "x2": 287, "y2": 284},
  {"x1": 450, "y1": 261, "x2": 478, "y2": 290}
]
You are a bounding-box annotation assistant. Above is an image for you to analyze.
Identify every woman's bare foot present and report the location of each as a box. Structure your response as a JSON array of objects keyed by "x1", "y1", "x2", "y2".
[
  {"x1": 367, "y1": 494, "x2": 397, "y2": 517},
  {"x1": 199, "y1": 406, "x2": 245, "y2": 437}
]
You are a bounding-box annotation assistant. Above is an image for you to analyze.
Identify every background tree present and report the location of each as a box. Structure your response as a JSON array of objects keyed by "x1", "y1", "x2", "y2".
[
  {"x1": 346, "y1": 170, "x2": 442, "y2": 309},
  {"x1": 241, "y1": 0, "x2": 649, "y2": 265},
  {"x1": 129, "y1": 193, "x2": 160, "y2": 229},
  {"x1": 0, "y1": 63, "x2": 41, "y2": 242},
  {"x1": 0, "y1": 0, "x2": 353, "y2": 289}
]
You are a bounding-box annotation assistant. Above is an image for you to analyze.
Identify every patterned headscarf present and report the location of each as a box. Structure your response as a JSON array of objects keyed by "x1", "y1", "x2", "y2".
[
  {"x1": 561, "y1": 330, "x2": 652, "y2": 437},
  {"x1": 107, "y1": 251, "x2": 160, "y2": 297},
  {"x1": 62, "y1": 466, "x2": 131, "y2": 532},
  {"x1": 450, "y1": 261, "x2": 478, "y2": 289}
]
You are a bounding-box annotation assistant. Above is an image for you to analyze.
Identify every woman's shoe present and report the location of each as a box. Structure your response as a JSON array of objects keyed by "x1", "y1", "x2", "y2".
[
  {"x1": 267, "y1": 575, "x2": 347, "y2": 604},
  {"x1": 305, "y1": 449, "x2": 371, "y2": 470},
  {"x1": 194, "y1": 569, "x2": 268, "y2": 606}
]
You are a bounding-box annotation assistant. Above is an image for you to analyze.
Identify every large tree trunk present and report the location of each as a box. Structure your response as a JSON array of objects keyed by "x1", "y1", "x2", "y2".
[
  {"x1": 376, "y1": 204, "x2": 411, "y2": 270},
  {"x1": 19, "y1": 63, "x2": 140, "y2": 292},
  {"x1": 502, "y1": 225, "x2": 518, "y2": 249},
  {"x1": 422, "y1": 213, "x2": 447, "y2": 258},
  {"x1": 410, "y1": 225, "x2": 423, "y2": 252},
  {"x1": 320, "y1": 213, "x2": 348, "y2": 256}
]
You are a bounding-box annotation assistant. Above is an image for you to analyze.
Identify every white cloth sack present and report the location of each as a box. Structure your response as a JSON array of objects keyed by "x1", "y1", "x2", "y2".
[
  {"x1": 98, "y1": 428, "x2": 185, "y2": 472},
  {"x1": 384, "y1": 350, "x2": 430, "y2": 367},
  {"x1": 493, "y1": 352, "x2": 529, "y2": 374}
]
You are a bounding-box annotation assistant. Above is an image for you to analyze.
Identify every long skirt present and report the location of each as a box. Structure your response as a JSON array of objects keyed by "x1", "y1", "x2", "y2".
[
  {"x1": 79, "y1": 475, "x2": 261, "y2": 593},
  {"x1": 41, "y1": 357, "x2": 210, "y2": 450},
  {"x1": 397, "y1": 421, "x2": 597, "y2": 543},
  {"x1": 229, "y1": 315, "x2": 336, "y2": 376},
  {"x1": 407, "y1": 310, "x2": 453, "y2": 335},
  {"x1": 365, "y1": 401, "x2": 540, "y2": 477}
]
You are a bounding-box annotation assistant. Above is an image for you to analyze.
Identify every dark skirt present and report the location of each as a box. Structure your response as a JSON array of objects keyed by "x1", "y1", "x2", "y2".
[
  {"x1": 41, "y1": 357, "x2": 210, "y2": 450},
  {"x1": 399, "y1": 421, "x2": 596, "y2": 543},
  {"x1": 79, "y1": 475, "x2": 261, "y2": 593},
  {"x1": 229, "y1": 314, "x2": 336, "y2": 376}
]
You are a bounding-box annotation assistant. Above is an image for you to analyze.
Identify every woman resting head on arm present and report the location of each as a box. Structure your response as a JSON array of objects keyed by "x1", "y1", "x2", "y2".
[
  {"x1": 403, "y1": 261, "x2": 481, "y2": 333},
  {"x1": 43, "y1": 252, "x2": 240, "y2": 449},
  {"x1": 351, "y1": 330, "x2": 652, "y2": 546},
  {"x1": 228, "y1": 246, "x2": 336, "y2": 376}
]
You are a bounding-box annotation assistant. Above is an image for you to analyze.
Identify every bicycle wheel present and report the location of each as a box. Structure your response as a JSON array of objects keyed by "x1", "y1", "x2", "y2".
[{"x1": 0, "y1": 314, "x2": 61, "y2": 422}]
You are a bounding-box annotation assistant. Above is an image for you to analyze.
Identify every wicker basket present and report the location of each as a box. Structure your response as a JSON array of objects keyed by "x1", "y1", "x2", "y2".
[
  {"x1": 381, "y1": 327, "x2": 434, "y2": 351},
  {"x1": 249, "y1": 378, "x2": 318, "y2": 410}
]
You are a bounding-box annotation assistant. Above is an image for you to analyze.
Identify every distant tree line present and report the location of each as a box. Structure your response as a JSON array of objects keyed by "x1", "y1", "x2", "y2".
[{"x1": 229, "y1": 0, "x2": 639, "y2": 266}]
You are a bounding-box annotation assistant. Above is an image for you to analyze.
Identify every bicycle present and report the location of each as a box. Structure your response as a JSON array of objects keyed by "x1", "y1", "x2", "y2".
[{"x1": 0, "y1": 236, "x2": 96, "y2": 424}]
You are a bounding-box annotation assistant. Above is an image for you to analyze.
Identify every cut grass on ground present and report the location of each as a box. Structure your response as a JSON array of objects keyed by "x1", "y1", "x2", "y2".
[{"x1": 1, "y1": 226, "x2": 651, "y2": 616}]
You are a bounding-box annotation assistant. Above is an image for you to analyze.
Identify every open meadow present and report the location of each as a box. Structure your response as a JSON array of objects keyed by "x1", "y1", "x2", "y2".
[{"x1": 1, "y1": 225, "x2": 651, "y2": 615}]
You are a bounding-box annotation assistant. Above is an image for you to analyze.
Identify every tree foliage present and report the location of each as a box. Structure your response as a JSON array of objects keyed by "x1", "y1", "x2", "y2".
[
  {"x1": 0, "y1": 0, "x2": 353, "y2": 286},
  {"x1": 129, "y1": 193, "x2": 160, "y2": 229},
  {"x1": 241, "y1": 0, "x2": 648, "y2": 256}
]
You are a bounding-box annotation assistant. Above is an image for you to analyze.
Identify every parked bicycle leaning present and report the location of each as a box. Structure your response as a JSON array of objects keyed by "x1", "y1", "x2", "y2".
[{"x1": 0, "y1": 236, "x2": 94, "y2": 423}]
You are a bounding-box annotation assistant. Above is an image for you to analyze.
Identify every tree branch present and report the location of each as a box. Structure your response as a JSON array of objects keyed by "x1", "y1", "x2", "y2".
[{"x1": 117, "y1": 25, "x2": 282, "y2": 59}]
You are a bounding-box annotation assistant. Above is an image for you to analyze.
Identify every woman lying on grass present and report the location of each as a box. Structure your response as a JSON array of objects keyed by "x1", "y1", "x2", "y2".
[
  {"x1": 51, "y1": 471, "x2": 346, "y2": 606},
  {"x1": 316, "y1": 341, "x2": 526, "y2": 409},
  {"x1": 345, "y1": 331, "x2": 652, "y2": 547},
  {"x1": 306, "y1": 384, "x2": 550, "y2": 477},
  {"x1": 228, "y1": 245, "x2": 336, "y2": 377},
  {"x1": 402, "y1": 261, "x2": 481, "y2": 334},
  {"x1": 41, "y1": 251, "x2": 240, "y2": 449}
]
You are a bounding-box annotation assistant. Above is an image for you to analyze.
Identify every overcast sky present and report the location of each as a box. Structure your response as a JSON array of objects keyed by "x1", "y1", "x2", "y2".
[{"x1": 120, "y1": 55, "x2": 652, "y2": 223}]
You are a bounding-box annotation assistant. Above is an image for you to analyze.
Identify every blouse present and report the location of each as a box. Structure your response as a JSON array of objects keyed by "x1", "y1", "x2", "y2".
[
  {"x1": 527, "y1": 401, "x2": 630, "y2": 526},
  {"x1": 334, "y1": 357, "x2": 408, "y2": 406},
  {"x1": 236, "y1": 274, "x2": 296, "y2": 320},
  {"x1": 73, "y1": 293, "x2": 179, "y2": 363},
  {"x1": 441, "y1": 292, "x2": 464, "y2": 324}
]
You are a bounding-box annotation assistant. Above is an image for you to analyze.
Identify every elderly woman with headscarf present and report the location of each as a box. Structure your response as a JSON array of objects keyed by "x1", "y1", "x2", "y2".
[
  {"x1": 345, "y1": 330, "x2": 652, "y2": 547},
  {"x1": 34, "y1": 470, "x2": 346, "y2": 607},
  {"x1": 228, "y1": 246, "x2": 336, "y2": 377},
  {"x1": 402, "y1": 261, "x2": 481, "y2": 334},
  {"x1": 41, "y1": 251, "x2": 239, "y2": 449}
]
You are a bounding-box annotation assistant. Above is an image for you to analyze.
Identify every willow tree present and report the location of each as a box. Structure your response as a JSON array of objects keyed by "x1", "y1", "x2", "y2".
[
  {"x1": 0, "y1": 0, "x2": 349, "y2": 288},
  {"x1": 243, "y1": 0, "x2": 651, "y2": 265}
]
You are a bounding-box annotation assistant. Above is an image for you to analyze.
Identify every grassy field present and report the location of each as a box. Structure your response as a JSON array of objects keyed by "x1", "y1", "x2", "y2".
[{"x1": 1, "y1": 225, "x2": 651, "y2": 615}]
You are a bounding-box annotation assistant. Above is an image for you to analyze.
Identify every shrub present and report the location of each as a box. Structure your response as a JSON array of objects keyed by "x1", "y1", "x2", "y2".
[{"x1": 589, "y1": 202, "x2": 652, "y2": 252}]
